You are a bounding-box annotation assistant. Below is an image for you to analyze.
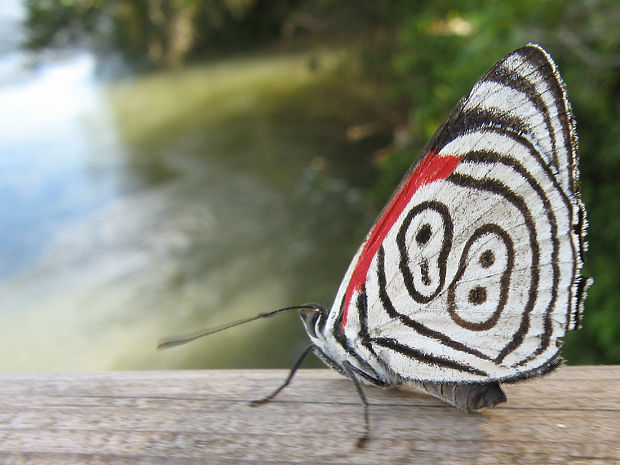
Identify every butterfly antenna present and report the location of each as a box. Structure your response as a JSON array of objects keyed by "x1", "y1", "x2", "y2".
[{"x1": 157, "y1": 304, "x2": 320, "y2": 350}]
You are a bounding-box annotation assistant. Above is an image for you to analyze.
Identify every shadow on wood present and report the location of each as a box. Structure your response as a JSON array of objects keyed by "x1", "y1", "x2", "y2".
[{"x1": 0, "y1": 366, "x2": 618, "y2": 464}]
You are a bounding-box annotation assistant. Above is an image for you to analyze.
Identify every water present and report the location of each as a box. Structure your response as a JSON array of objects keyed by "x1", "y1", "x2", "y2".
[{"x1": 0, "y1": 4, "x2": 388, "y2": 370}]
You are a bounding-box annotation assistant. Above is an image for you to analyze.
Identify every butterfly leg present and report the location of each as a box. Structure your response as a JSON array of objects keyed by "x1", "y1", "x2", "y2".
[
  {"x1": 342, "y1": 361, "x2": 370, "y2": 448},
  {"x1": 250, "y1": 343, "x2": 314, "y2": 405}
]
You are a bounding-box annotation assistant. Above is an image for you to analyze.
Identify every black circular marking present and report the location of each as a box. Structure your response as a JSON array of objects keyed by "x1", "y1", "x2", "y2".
[
  {"x1": 447, "y1": 223, "x2": 514, "y2": 331},
  {"x1": 416, "y1": 223, "x2": 432, "y2": 245},
  {"x1": 468, "y1": 286, "x2": 487, "y2": 305},
  {"x1": 479, "y1": 250, "x2": 495, "y2": 268},
  {"x1": 396, "y1": 201, "x2": 453, "y2": 304}
]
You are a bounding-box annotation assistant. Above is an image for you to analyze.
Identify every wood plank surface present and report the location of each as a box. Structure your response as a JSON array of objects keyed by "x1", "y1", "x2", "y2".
[{"x1": 0, "y1": 367, "x2": 618, "y2": 464}]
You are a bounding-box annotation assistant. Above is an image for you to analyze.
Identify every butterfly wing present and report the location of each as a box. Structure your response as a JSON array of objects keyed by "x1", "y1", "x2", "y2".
[{"x1": 335, "y1": 44, "x2": 590, "y2": 383}]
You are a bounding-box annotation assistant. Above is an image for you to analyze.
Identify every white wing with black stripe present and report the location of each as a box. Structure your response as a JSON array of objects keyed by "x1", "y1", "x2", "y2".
[{"x1": 327, "y1": 44, "x2": 590, "y2": 384}]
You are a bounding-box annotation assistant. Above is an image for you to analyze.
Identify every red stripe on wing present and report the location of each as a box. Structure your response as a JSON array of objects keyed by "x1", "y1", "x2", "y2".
[{"x1": 341, "y1": 151, "x2": 461, "y2": 330}]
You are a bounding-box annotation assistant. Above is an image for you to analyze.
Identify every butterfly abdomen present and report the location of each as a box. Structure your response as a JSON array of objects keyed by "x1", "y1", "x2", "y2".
[{"x1": 410, "y1": 381, "x2": 507, "y2": 412}]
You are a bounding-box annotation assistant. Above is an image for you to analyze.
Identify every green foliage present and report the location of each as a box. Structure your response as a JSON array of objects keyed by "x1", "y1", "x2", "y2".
[
  {"x1": 24, "y1": 0, "x2": 307, "y2": 67},
  {"x1": 24, "y1": 0, "x2": 105, "y2": 49},
  {"x1": 374, "y1": 0, "x2": 620, "y2": 364},
  {"x1": 23, "y1": 0, "x2": 395, "y2": 67}
]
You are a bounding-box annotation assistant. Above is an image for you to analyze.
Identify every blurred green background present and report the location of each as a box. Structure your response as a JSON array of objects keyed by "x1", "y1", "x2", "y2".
[{"x1": 0, "y1": 0, "x2": 617, "y2": 371}]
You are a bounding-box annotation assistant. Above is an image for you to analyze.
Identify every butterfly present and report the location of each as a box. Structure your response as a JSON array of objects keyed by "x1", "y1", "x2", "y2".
[{"x1": 159, "y1": 44, "x2": 591, "y2": 446}]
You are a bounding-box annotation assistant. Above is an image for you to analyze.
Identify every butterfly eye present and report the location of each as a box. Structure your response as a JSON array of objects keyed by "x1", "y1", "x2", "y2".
[
  {"x1": 298, "y1": 308, "x2": 321, "y2": 339},
  {"x1": 415, "y1": 223, "x2": 432, "y2": 246}
]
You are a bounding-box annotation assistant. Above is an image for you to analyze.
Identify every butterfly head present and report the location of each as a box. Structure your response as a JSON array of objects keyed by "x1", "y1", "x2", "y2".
[{"x1": 298, "y1": 303, "x2": 328, "y2": 341}]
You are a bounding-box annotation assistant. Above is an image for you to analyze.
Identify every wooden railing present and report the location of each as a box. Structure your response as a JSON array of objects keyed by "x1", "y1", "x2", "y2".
[{"x1": 1, "y1": 366, "x2": 618, "y2": 464}]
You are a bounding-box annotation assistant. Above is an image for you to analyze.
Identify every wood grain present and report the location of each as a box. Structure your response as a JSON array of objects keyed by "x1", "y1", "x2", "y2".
[{"x1": 0, "y1": 367, "x2": 618, "y2": 464}]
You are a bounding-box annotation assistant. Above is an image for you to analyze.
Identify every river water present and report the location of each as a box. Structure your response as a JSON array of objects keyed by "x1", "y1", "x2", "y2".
[{"x1": 0, "y1": 2, "x2": 388, "y2": 370}]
